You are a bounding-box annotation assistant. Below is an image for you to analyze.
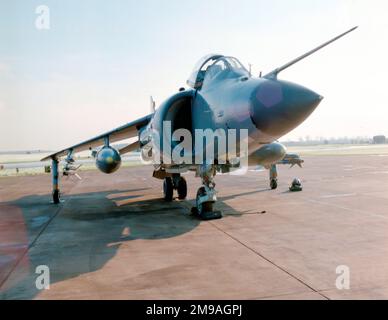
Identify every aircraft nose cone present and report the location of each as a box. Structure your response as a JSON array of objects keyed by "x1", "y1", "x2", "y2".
[{"x1": 250, "y1": 80, "x2": 323, "y2": 137}]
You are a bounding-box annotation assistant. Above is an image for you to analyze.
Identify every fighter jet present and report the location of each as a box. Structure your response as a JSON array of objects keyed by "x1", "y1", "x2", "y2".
[{"x1": 42, "y1": 27, "x2": 357, "y2": 219}]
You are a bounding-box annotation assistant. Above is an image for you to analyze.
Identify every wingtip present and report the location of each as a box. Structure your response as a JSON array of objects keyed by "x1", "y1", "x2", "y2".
[{"x1": 41, "y1": 155, "x2": 56, "y2": 162}]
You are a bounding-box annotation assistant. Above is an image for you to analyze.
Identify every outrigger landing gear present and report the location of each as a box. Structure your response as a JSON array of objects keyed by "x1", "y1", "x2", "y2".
[
  {"x1": 51, "y1": 158, "x2": 61, "y2": 204},
  {"x1": 269, "y1": 164, "x2": 278, "y2": 190},
  {"x1": 194, "y1": 165, "x2": 222, "y2": 220},
  {"x1": 163, "y1": 175, "x2": 187, "y2": 202}
]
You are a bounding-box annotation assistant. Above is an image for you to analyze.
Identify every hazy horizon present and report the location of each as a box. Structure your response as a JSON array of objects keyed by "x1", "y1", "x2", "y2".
[{"x1": 1, "y1": 0, "x2": 388, "y2": 151}]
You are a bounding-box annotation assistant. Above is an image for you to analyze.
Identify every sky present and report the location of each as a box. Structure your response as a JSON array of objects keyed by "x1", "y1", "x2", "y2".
[{"x1": 0, "y1": 0, "x2": 387, "y2": 150}]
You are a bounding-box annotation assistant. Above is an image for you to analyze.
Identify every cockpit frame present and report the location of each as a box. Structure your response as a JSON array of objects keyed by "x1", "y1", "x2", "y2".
[{"x1": 187, "y1": 54, "x2": 249, "y2": 90}]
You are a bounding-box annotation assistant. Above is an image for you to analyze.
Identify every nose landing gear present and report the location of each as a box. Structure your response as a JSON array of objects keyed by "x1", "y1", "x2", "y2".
[
  {"x1": 194, "y1": 165, "x2": 222, "y2": 220},
  {"x1": 162, "y1": 167, "x2": 221, "y2": 220}
]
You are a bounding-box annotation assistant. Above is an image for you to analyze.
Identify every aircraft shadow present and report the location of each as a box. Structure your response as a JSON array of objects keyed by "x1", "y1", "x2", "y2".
[{"x1": 0, "y1": 186, "x2": 270, "y2": 299}]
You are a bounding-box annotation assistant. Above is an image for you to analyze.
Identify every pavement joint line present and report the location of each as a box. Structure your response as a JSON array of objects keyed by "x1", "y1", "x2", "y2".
[
  {"x1": 250, "y1": 289, "x2": 325, "y2": 300},
  {"x1": 207, "y1": 220, "x2": 329, "y2": 300},
  {"x1": 145, "y1": 198, "x2": 328, "y2": 299},
  {"x1": 0, "y1": 182, "x2": 78, "y2": 291}
]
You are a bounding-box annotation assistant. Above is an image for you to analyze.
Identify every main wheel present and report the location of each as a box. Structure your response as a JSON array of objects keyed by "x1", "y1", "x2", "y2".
[
  {"x1": 177, "y1": 177, "x2": 187, "y2": 200},
  {"x1": 163, "y1": 177, "x2": 174, "y2": 201},
  {"x1": 270, "y1": 179, "x2": 278, "y2": 190},
  {"x1": 196, "y1": 187, "x2": 213, "y2": 215},
  {"x1": 52, "y1": 190, "x2": 60, "y2": 204}
]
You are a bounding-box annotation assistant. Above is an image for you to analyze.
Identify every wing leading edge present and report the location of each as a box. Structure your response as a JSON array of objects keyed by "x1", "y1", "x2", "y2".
[{"x1": 41, "y1": 114, "x2": 152, "y2": 161}]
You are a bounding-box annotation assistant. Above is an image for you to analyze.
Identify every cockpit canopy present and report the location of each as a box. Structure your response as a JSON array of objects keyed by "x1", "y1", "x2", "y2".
[{"x1": 187, "y1": 54, "x2": 250, "y2": 89}]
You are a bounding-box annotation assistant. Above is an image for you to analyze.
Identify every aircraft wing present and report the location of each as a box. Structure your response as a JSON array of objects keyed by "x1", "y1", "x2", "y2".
[{"x1": 41, "y1": 114, "x2": 152, "y2": 161}]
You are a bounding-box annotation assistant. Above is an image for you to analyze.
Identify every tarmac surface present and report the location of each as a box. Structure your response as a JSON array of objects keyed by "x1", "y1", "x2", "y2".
[{"x1": 1, "y1": 154, "x2": 388, "y2": 300}]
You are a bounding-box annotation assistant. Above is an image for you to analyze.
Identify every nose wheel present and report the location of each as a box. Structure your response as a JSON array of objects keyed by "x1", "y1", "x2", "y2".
[
  {"x1": 193, "y1": 165, "x2": 222, "y2": 220},
  {"x1": 194, "y1": 185, "x2": 221, "y2": 220},
  {"x1": 196, "y1": 187, "x2": 213, "y2": 214}
]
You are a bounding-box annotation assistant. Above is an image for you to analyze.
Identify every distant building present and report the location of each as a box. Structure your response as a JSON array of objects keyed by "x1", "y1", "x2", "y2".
[{"x1": 373, "y1": 135, "x2": 386, "y2": 144}]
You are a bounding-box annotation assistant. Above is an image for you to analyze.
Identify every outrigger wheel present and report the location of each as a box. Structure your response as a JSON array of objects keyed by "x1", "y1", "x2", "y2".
[
  {"x1": 270, "y1": 178, "x2": 278, "y2": 190},
  {"x1": 163, "y1": 177, "x2": 174, "y2": 202},
  {"x1": 269, "y1": 164, "x2": 278, "y2": 190},
  {"x1": 52, "y1": 190, "x2": 60, "y2": 204}
]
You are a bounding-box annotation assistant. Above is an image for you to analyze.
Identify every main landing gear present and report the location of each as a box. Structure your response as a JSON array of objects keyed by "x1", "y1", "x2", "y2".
[{"x1": 163, "y1": 175, "x2": 187, "y2": 202}]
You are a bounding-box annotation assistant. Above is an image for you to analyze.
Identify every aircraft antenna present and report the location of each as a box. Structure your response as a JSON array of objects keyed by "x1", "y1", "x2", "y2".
[
  {"x1": 264, "y1": 26, "x2": 358, "y2": 79},
  {"x1": 150, "y1": 96, "x2": 156, "y2": 113}
]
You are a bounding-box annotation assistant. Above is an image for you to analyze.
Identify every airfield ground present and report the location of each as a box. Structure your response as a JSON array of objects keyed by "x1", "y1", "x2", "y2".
[{"x1": 1, "y1": 153, "x2": 388, "y2": 299}]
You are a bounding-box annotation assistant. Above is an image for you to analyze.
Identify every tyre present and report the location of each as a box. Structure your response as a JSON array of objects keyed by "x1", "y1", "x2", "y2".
[
  {"x1": 52, "y1": 189, "x2": 60, "y2": 204},
  {"x1": 196, "y1": 187, "x2": 213, "y2": 215},
  {"x1": 163, "y1": 177, "x2": 174, "y2": 201},
  {"x1": 270, "y1": 179, "x2": 278, "y2": 190},
  {"x1": 177, "y1": 177, "x2": 187, "y2": 200}
]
